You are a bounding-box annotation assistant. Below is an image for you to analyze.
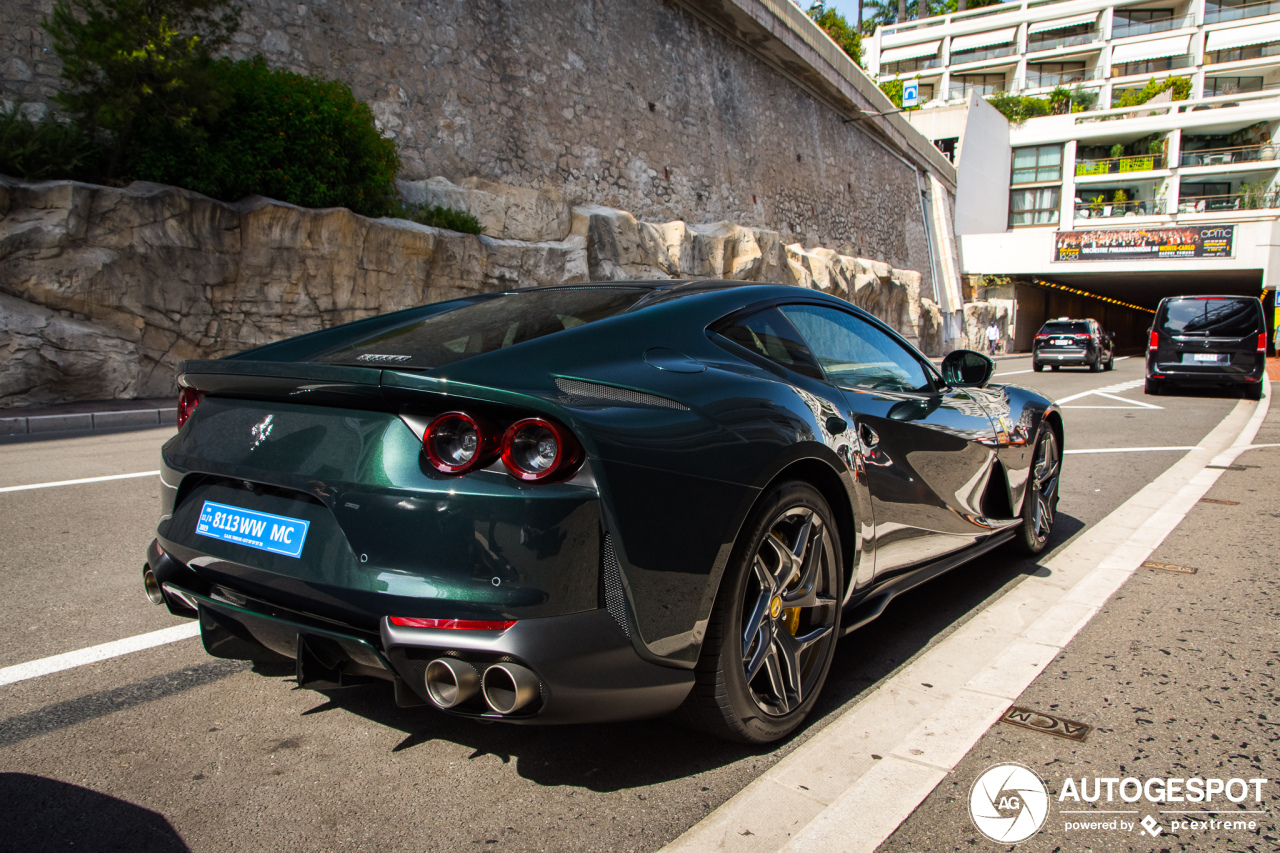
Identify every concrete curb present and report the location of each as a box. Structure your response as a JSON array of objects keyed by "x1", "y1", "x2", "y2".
[{"x1": 0, "y1": 407, "x2": 177, "y2": 438}]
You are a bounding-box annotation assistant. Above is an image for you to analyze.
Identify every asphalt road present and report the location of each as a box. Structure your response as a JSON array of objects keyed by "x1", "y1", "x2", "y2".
[{"x1": 0, "y1": 355, "x2": 1256, "y2": 852}]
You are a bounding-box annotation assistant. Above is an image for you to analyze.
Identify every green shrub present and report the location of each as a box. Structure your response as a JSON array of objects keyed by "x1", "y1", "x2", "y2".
[
  {"x1": 128, "y1": 57, "x2": 401, "y2": 217},
  {"x1": 0, "y1": 103, "x2": 101, "y2": 180},
  {"x1": 808, "y1": 2, "x2": 863, "y2": 65},
  {"x1": 1114, "y1": 76, "x2": 1192, "y2": 108},
  {"x1": 399, "y1": 203, "x2": 485, "y2": 235},
  {"x1": 44, "y1": 0, "x2": 239, "y2": 179},
  {"x1": 986, "y1": 92, "x2": 1051, "y2": 123}
]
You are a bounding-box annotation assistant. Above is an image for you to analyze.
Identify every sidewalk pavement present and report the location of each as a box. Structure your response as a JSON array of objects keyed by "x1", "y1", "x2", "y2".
[{"x1": 0, "y1": 397, "x2": 177, "y2": 439}]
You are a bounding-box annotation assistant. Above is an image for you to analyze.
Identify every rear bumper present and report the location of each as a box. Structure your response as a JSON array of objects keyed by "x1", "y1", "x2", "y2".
[
  {"x1": 1034, "y1": 349, "x2": 1096, "y2": 366},
  {"x1": 1147, "y1": 359, "x2": 1264, "y2": 385},
  {"x1": 147, "y1": 542, "x2": 693, "y2": 724}
]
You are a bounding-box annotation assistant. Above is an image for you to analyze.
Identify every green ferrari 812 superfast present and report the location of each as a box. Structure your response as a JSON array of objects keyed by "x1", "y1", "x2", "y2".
[{"x1": 145, "y1": 281, "x2": 1062, "y2": 743}]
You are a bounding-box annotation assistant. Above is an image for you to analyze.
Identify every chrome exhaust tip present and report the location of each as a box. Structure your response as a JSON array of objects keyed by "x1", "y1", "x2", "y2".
[
  {"x1": 143, "y1": 565, "x2": 164, "y2": 605},
  {"x1": 424, "y1": 658, "x2": 480, "y2": 709},
  {"x1": 481, "y1": 662, "x2": 540, "y2": 715}
]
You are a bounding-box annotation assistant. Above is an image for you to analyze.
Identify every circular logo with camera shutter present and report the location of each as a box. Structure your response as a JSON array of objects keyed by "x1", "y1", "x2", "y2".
[{"x1": 969, "y1": 762, "x2": 1049, "y2": 844}]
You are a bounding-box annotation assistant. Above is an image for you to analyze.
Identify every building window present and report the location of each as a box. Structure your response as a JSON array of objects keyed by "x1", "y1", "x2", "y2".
[
  {"x1": 950, "y1": 43, "x2": 1016, "y2": 64},
  {"x1": 1011, "y1": 145, "x2": 1063, "y2": 183},
  {"x1": 934, "y1": 137, "x2": 959, "y2": 163},
  {"x1": 948, "y1": 73, "x2": 1006, "y2": 99},
  {"x1": 1009, "y1": 187, "x2": 1062, "y2": 226},
  {"x1": 1112, "y1": 55, "x2": 1193, "y2": 76},
  {"x1": 1028, "y1": 25, "x2": 1096, "y2": 52},
  {"x1": 884, "y1": 56, "x2": 940, "y2": 74},
  {"x1": 1207, "y1": 40, "x2": 1280, "y2": 64},
  {"x1": 1112, "y1": 9, "x2": 1176, "y2": 38},
  {"x1": 1204, "y1": 75, "x2": 1264, "y2": 95},
  {"x1": 1026, "y1": 62, "x2": 1087, "y2": 88}
]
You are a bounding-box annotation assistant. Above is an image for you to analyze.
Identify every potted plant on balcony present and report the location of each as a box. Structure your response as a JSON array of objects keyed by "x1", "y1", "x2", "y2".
[
  {"x1": 1113, "y1": 189, "x2": 1129, "y2": 215},
  {"x1": 1089, "y1": 194, "x2": 1105, "y2": 216},
  {"x1": 1261, "y1": 137, "x2": 1276, "y2": 161},
  {"x1": 1109, "y1": 143, "x2": 1125, "y2": 172}
]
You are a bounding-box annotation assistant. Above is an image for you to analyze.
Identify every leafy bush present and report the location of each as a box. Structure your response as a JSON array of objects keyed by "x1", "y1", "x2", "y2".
[
  {"x1": 399, "y1": 203, "x2": 485, "y2": 235},
  {"x1": 808, "y1": 2, "x2": 863, "y2": 65},
  {"x1": 986, "y1": 92, "x2": 1051, "y2": 123},
  {"x1": 0, "y1": 103, "x2": 101, "y2": 180},
  {"x1": 127, "y1": 57, "x2": 401, "y2": 217},
  {"x1": 44, "y1": 0, "x2": 239, "y2": 178},
  {"x1": 1114, "y1": 76, "x2": 1192, "y2": 108}
]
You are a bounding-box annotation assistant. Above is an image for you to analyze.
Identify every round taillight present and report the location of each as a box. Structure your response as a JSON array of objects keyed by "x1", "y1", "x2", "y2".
[
  {"x1": 177, "y1": 387, "x2": 204, "y2": 428},
  {"x1": 424, "y1": 412, "x2": 496, "y2": 475},
  {"x1": 501, "y1": 418, "x2": 582, "y2": 482}
]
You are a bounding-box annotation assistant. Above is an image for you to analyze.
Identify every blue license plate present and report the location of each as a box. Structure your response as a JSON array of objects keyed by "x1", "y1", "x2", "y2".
[{"x1": 195, "y1": 500, "x2": 310, "y2": 558}]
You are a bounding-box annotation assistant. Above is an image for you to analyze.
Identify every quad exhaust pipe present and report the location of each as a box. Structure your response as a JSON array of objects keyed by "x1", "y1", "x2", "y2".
[
  {"x1": 481, "y1": 662, "x2": 540, "y2": 715},
  {"x1": 423, "y1": 658, "x2": 480, "y2": 709}
]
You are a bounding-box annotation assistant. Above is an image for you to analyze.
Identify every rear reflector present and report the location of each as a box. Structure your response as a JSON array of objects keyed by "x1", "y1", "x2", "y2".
[{"x1": 389, "y1": 616, "x2": 517, "y2": 631}]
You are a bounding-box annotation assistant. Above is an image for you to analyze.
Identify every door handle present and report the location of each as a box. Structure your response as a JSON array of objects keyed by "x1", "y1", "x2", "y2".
[{"x1": 859, "y1": 423, "x2": 879, "y2": 448}]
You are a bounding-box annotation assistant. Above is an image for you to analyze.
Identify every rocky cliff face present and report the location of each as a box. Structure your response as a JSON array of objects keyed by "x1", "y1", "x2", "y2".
[{"x1": 0, "y1": 176, "x2": 944, "y2": 408}]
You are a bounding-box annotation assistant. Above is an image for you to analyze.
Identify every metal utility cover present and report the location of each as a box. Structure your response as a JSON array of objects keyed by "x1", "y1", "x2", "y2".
[
  {"x1": 1001, "y1": 706, "x2": 1092, "y2": 741},
  {"x1": 1142, "y1": 560, "x2": 1198, "y2": 574}
]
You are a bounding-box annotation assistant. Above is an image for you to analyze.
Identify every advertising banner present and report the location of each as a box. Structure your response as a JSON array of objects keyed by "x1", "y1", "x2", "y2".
[{"x1": 1054, "y1": 226, "x2": 1235, "y2": 262}]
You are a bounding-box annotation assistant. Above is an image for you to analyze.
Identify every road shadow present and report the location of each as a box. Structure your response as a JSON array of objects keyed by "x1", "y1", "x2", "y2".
[
  {"x1": 266, "y1": 515, "x2": 1086, "y2": 791},
  {"x1": 0, "y1": 773, "x2": 189, "y2": 852}
]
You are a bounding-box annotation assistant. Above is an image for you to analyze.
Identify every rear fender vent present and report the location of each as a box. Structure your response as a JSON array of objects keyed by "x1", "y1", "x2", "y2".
[
  {"x1": 555, "y1": 377, "x2": 689, "y2": 411},
  {"x1": 602, "y1": 534, "x2": 631, "y2": 638}
]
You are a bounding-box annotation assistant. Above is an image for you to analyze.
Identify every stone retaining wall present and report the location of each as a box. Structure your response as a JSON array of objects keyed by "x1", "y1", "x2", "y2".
[{"x1": 0, "y1": 176, "x2": 944, "y2": 408}]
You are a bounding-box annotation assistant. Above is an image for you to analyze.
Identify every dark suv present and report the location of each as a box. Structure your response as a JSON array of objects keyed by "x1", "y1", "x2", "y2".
[
  {"x1": 1033, "y1": 318, "x2": 1114, "y2": 372},
  {"x1": 1146, "y1": 295, "x2": 1266, "y2": 399}
]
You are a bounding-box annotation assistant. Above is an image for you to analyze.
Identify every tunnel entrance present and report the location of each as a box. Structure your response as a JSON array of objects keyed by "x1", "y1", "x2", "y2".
[{"x1": 1008, "y1": 270, "x2": 1271, "y2": 355}]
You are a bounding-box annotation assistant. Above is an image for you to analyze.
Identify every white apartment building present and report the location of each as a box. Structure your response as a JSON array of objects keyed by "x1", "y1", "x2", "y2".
[{"x1": 867, "y1": 0, "x2": 1280, "y2": 347}]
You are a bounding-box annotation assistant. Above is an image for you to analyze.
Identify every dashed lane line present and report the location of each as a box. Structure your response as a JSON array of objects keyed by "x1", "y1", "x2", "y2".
[
  {"x1": 0, "y1": 471, "x2": 160, "y2": 493},
  {"x1": 0, "y1": 623, "x2": 200, "y2": 687},
  {"x1": 1065, "y1": 446, "x2": 1196, "y2": 454}
]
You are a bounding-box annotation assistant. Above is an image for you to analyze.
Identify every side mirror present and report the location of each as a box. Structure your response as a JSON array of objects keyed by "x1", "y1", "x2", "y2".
[{"x1": 941, "y1": 349, "x2": 995, "y2": 388}]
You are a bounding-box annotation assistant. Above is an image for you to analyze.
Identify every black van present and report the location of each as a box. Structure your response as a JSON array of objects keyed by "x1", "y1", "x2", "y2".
[{"x1": 1145, "y1": 295, "x2": 1266, "y2": 399}]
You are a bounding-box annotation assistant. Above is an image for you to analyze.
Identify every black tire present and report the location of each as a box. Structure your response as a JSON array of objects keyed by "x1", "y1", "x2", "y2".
[
  {"x1": 679, "y1": 481, "x2": 844, "y2": 744},
  {"x1": 1246, "y1": 383, "x2": 1263, "y2": 401},
  {"x1": 1033, "y1": 363, "x2": 1044, "y2": 372},
  {"x1": 1145, "y1": 377, "x2": 1161, "y2": 396},
  {"x1": 1012, "y1": 427, "x2": 1061, "y2": 555},
  {"x1": 1104, "y1": 355, "x2": 1115, "y2": 371},
  {"x1": 1089, "y1": 356, "x2": 1103, "y2": 372}
]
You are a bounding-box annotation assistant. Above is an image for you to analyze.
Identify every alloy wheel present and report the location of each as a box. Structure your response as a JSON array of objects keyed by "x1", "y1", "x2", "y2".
[
  {"x1": 739, "y1": 507, "x2": 839, "y2": 717},
  {"x1": 1028, "y1": 430, "x2": 1061, "y2": 546}
]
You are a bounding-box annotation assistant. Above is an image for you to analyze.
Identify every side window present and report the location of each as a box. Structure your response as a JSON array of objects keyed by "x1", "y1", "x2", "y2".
[
  {"x1": 714, "y1": 308, "x2": 823, "y2": 379},
  {"x1": 780, "y1": 304, "x2": 935, "y2": 393}
]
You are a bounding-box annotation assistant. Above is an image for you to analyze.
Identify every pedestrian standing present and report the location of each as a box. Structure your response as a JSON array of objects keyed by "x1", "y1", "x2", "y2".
[{"x1": 985, "y1": 320, "x2": 1000, "y2": 356}]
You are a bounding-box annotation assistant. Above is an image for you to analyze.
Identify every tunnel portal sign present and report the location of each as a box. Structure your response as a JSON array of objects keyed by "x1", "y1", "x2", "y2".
[{"x1": 1054, "y1": 226, "x2": 1235, "y2": 262}]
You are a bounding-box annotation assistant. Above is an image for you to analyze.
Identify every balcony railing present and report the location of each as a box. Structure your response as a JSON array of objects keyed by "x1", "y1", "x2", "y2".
[
  {"x1": 883, "y1": 56, "x2": 942, "y2": 75},
  {"x1": 1112, "y1": 54, "x2": 1196, "y2": 77},
  {"x1": 949, "y1": 44, "x2": 1018, "y2": 64},
  {"x1": 1205, "y1": 0, "x2": 1280, "y2": 24},
  {"x1": 1027, "y1": 31, "x2": 1098, "y2": 52},
  {"x1": 1181, "y1": 144, "x2": 1279, "y2": 165},
  {"x1": 1075, "y1": 199, "x2": 1169, "y2": 218},
  {"x1": 1207, "y1": 40, "x2": 1280, "y2": 64},
  {"x1": 1023, "y1": 68, "x2": 1103, "y2": 88},
  {"x1": 1076, "y1": 154, "x2": 1167, "y2": 176},
  {"x1": 1178, "y1": 191, "x2": 1280, "y2": 211},
  {"x1": 1111, "y1": 16, "x2": 1189, "y2": 38},
  {"x1": 948, "y1": 83, "x2": 1006, "y2": 99}
]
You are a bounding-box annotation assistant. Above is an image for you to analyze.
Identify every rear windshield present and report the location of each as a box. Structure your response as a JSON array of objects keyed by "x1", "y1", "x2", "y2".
[
  {"x1": 1157, "y1": 298, "x2": 1261, "y2": 337},
  {"x1": 318, "y1": 287, "x2": 651, "y2": 369},
  {"x1": 1039, "y1": 321, "x2": 1089, "y2": 335}
]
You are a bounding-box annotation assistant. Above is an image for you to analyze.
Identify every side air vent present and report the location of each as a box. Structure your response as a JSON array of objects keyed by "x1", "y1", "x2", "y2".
[
  {"x1": 555, "y1": 377, "x2": 689, "y2": 411},
  {"x1": 601, "y1": 534, "x2": 631, "y2": 638}
]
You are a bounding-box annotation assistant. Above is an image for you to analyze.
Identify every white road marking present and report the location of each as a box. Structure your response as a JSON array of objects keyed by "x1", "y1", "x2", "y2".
[
  {"x1": 665, "y1": 387, "x2": 1270, "y2": 853},
  {"x1": 1065, "y1": 446, "x2": 1196, "y2": 454},
  {"x1": 994, "y1": 369, "x2": 1034, "y2": 376},
  {"x1": 0, "y1": 622, "x2": 201, "y2": 687},
  {"x1": 1055, "y1": 379, "x2": 1145, "y2": 405},
  {"x1": 0, "y1": 470, "x2": 160, "y2": 493}
]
